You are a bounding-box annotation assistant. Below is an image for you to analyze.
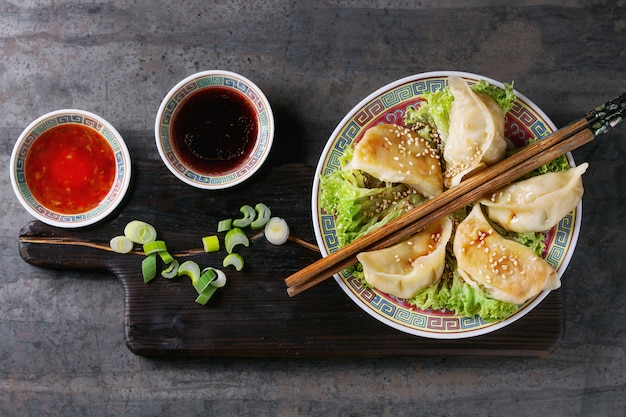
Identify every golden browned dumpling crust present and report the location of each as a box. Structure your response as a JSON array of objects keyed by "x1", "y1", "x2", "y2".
[
  {"x1": 348, "y1": 123, "x2": 443, "y2": 198},
  {"x1": 453, "y1": 204, "x2": 560, "y2": 304}
]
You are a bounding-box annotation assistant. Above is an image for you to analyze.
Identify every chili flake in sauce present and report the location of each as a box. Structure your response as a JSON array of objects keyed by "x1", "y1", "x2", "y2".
[{"x1": 25, "y1": 124, "x2": 116, "y2": 214}]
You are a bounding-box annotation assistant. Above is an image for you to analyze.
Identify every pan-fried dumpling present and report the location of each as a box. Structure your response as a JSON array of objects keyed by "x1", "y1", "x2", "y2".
[
  {"x1": 479, "y1": 163, "x2": 588, "y2": 233},
  {"x1": 347, "y1": 123, "x2": 443, "y2": 197},
  {"x1": 443, "y1": 76, "x2": 507, "y2": 188},
  {"x1": 453, "y1": 204, "x2": 560, "y2": 305},
  {"x1": 357, "y1": 216, "x2": 453, "y2": 299}
]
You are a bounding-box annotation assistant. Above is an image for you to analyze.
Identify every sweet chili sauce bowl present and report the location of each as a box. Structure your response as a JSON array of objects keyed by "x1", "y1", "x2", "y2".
[
  {"x1": 154, "y1": 70, "x2": 275, "y2": 190},
  {"x1": 10, "y1": 109, "x2": 132, "y2": 228}
]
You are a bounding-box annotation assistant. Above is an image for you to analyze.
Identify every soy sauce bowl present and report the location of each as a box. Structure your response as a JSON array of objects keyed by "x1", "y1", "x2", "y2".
[
  {"x1": 155, "y1": 70, "x2": 275, "y2": 189},
  {"x1": 10, "y1": 109, "x2": 132, "y2": 228}
]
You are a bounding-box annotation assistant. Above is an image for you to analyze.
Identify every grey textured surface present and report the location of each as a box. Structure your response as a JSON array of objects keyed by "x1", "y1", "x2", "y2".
[{"x1": 1, "y1": 1, "x2": 625, "y2": 416}]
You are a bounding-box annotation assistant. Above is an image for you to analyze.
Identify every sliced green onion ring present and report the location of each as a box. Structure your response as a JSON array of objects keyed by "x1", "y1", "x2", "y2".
[
  {"x1": 232, "y1": 205, "x2": 255, "y2": 228},
  {"x1": 217, "y1": 218, "x2": 233, "y2": 232},
  {"x1": 203, "y1": 267, "x2": 227, "y2": 288},
  {"x1": 223, "y1": 253, "x2": 244, "y2": 271},
  {"x1": 142, "y1": 253, "x2": 158, "y2": 283},
  {"x1": 143, "y1": 240, "x2": 167, "y2": 255},
  {"x1": 194, "y1": 268, "x2": 216, "y2": 294},
  {"x1": 202, "y1": 235, "x2": 220, "y2": 252},
  {"x1": 158, "y1": 250, "x2": 175, "y2": 264},
  {"x1": 224, "y1": 227, "x2": 249, "y2": 253},
  {"x1": 265, "y1": 217, "x2": 290, "y2": 245},
  {"x1": 110, "y1": 235, "x2": 133, "y2": 254},
  {"x1": 161, "y1": 259, "x2": 179, "y2": 279},
  {"x1": 195, "y1": 286, "x2": 218, "y2": 305},
  {"x1": 177, "y1": 260, "x2": 201, "y2": 283},
  {"x1": 251, "y1": 203, "x2": 271, "y2": 230},
  {"x1": 124, "y1": 220, "x2": 157, "y2": 244}
]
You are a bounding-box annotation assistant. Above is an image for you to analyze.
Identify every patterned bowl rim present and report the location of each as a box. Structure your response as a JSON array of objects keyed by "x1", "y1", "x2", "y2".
[
  {"x1": 154, "y1": 70, "x2": 275, "y2": 190},
  {"x1": 311, "y1": 70, "x2": 581, "y2": 339},
  {"x1": 10, "y1": 109, "x2": 132, "y2": 228}
]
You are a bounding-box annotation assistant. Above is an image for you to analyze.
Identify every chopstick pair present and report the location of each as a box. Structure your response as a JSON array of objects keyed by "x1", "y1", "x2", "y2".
[{"x1": 285, "y1": 92, "x2": 626, "y2": 297}]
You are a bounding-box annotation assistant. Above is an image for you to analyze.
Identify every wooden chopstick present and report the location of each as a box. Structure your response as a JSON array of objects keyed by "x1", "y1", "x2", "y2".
[{"x1": 285, "y1": 120, "x2": 594, "y2": 297}]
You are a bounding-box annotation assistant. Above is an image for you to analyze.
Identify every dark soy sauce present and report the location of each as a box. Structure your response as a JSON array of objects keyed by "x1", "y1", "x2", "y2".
[{"x1": 172, "y1": 87, "x2": 258, "y2": 175}]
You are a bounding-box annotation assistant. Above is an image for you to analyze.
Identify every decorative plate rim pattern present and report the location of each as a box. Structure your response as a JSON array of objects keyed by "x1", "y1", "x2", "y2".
[
  {"x1": 10, "y1": 109, "x2": 132, "y2": 229},
  {"x1": 311, "y1": 71, "x2": 581, "y2": 339},
  {"x1": 154, "y1": 70, "x2": 275, "y2": 190}
]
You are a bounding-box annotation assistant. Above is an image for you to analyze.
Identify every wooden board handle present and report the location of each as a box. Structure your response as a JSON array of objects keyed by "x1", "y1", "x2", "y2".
[{"x1": 19, "y1": 221, "x2": 133, "y2": 273}]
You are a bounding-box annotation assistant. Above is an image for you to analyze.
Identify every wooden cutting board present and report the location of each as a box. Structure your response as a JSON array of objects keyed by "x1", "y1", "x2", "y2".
[{"x1": 18, "y1": 160, "x2": 563, "y2": 357}]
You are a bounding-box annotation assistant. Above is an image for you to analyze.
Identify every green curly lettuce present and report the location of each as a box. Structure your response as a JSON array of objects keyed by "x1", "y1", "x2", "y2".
[
  {"x1": 404, "y1": 79, "x2": 516, "y2": 137},
  {"x1": 410, "y1": 272, "x2": 520, "y2": 322},
  {"x1": 519, "y1": 139, "x2": 571, "y2": 180},
  {"x1": 404, "y1": 87, "x2": 455, "y2": 136},
  {"x1": 471, "y1": 79, "x2": 517, "y2": 113},
  {"x1": 319, "y1": 167, "x2": 426, "y2": 248}
]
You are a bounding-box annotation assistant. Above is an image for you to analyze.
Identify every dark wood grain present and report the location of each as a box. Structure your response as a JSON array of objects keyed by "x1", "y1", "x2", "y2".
[{"x1": 18, "y1": 160, "x2": 563, "y2": 357}]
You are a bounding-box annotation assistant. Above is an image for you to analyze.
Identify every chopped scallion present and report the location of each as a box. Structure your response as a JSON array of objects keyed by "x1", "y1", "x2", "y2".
[
  {"x1": 265, "y1": 217, "x2": 290, "y2": 245},
  {"x1": 158, "y1": 250, "x2": 175, "y2": 264},
  {"x1": 195, "y1": 286, "x2": 218, "y2": 305},
  {"x1": 194, "y1": 268, "x2": 216, "y2": 294},
  {"x1": 124, "y1": 220, "x2": 157, "y2": 244},
  {"x1": 232, "y1": 204, "x2": 255, "y2": 228},
  {"x1": 203, "y1": 267, "x2": 227, "y2": 288},
  {"x1": 222, "y1": 253, "x2": 244, "y2": 271},
  {"x1": 217, "y1": 218, "x2": 233, "y2": 232},
  {"x1": 251, "y1": 203, "x2": 271, "y2": 230},
  {"x1": 224, "y1": 227, "x2": 249, "y2": 254},
  {"x1": 161, "y1": 259, "x2": 179, "y2": 279},
  {"x1": 202, "y1": 235, "x2": 220, "y2": 252},
  {"x1": 142, "y1": 253, "x2": 158, "y2": 283},
  {"x1": 110, "y1": 235, "x2": 133, "y2": 254},
  {"x1": 177, "y1": 260, "x2": 217, "y2": 293},
  {"x1": 177, "y1": 260, "x2": 201, "y2": 283},
  {"x1": 143, "y1": 240, "x2": 167, "y2": 255},
  {"x1": 120, "y1": 206, "x2": 284, "y2": 305}
]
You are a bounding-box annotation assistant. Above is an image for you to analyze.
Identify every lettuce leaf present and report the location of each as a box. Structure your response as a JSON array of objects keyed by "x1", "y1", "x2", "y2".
[
  {"x1": 404, "y1": 88, "x2": 454, "y2": 137},
  {"x1": 404, "y1": 79, "x2": 516, "y2": 137},
  {"x1": 319, "y1": 168, "x2": 425, "y2": 248},
  {"x1": 471, "y1": 79, "x2": 516, "y2": 113},
  {"x1": 410, "y1": 272, "x2": 519, "y2": 322},
  {"x1": 519, "y1": 139, "x2": 571, "y2": 180}
]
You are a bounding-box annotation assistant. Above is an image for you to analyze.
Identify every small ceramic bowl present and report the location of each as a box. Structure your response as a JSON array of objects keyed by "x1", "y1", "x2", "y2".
[
  {"x1": 10, "y1": 109, "x2": 132, "y2": 228},
  {"x1": 155, "y1": 70, "x2": 274, "y2": 189}
]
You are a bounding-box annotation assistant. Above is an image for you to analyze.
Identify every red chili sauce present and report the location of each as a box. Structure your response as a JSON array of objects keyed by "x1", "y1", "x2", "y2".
[
  {"x1": 25, "y1": 124, "x2": 116, "y2": 214},
  {"x1": 171, "y1": 87, "x2": 258, "y2": 175}
]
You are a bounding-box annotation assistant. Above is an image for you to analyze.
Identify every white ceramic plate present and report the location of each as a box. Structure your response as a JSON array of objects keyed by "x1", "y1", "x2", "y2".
[{"x1": 312, "y1": 71, "x2": 580, "y2": 339}]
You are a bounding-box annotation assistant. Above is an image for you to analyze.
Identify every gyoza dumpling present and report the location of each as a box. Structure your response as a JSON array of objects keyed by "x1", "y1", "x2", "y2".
[
  {"x1": 443, "y1": 76, "x2": 507, "y2": 188},
  {"x1": 479, "y1": 163, "x2": 588, "y2": 233},
  {"x1": 347, "y1": 123, "x2": 443, "y2": 197},
  {"x1": 357, "y1": 216, "x2": 452, "y2": 299},
  {"x1": 453, "y1": 204, "x2": 560, "y2": 305}
]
